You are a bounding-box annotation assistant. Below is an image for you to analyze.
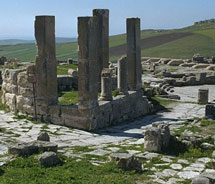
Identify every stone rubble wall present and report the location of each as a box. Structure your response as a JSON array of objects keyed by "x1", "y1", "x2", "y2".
[
  {"x1": 49, "y1": 90, "x2": 149, "y2": 130},
  {"x1": 1, "y1": 68, "x2": 34, "y2": 114},
  {"x1": 2, "y1": 68, "x2": 149, "y2": 130}
]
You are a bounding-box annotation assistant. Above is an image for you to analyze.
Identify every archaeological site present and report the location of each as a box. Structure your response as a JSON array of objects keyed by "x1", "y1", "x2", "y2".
[{"x1": 0, "y1": 3, "x2": 215, "y2": 184}]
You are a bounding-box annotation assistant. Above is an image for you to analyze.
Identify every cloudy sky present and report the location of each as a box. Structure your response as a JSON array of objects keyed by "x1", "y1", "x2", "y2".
[{"x1": 0, "y1": 0, "x2": 214, "y2": 39}]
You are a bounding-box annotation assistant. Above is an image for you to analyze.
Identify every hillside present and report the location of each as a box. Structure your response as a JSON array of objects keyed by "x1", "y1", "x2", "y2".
[
  {"x1": 0, "y1": 21, "x2": 214, "y2": 62},
  {"x1": 0, "y1": 37, "x2": 76, "y2": 46}
]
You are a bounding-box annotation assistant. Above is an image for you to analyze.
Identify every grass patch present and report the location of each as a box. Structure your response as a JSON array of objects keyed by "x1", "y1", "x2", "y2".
[
  {"x1": 0, "y1": 127, "x2": 16, "y2": 135},
  {"x1": 0, "y1": 154, "x2": 152, "y2": 184},
  {"x1": 112, "y1": 88, "x2": 120, "y2": 97},
  {"x1": 57, "y1": 64, "x2": 78, "y2": 75},
  {"x1": 179, "y1": 147, "x2": 213, "y2": 161},
  {"x1": 72, "y1": 146, "x2": 94, "y2": 154},
  {"x1": 150, "y1": 96, "x2": 177, "y2": 112},
  {"x1": 58, "y1": 91, "x2": 78, "y2": 105},
  {"x1": 173, "y1": 125, "x2": 201, "y2": 137},
  {"x1": 200, "y1": 119, "x2": 215, "y2": 127}
]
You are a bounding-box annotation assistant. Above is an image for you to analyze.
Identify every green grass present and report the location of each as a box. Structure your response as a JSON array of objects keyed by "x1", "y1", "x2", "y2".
[
  {"x1": 0, "y1": 22, "x2": 215, "y2": 62},
  {"x1": 200, "y1": 119, "x2": 215, "y2": 127},
  {"x1": 112, "y1": 88, "x2": 120, "y2": 97},
  {"x1": 0, "y1": 154, "x2": 152, "y2": 184},
  {"x1": 58, "y1": 91, "x2": 78, "y2": 105},
  {"x1": 173, "y1": 125, "x2": 201, "y2": 137},
  {"x1": 71, "y1": 146, "x2": 94, "y2": 154},
  {"x1": 150, "y1": 96, "x2": 177, "y2": 112},
  {"x1": 57, "y1": 64, "x2": 78, "y2": 75},
  {"x1": 142, "y1": 29, "x2": 215, "y2": 59}
]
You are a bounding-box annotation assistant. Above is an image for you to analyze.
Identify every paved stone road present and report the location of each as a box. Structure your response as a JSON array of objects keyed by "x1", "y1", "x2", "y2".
[{"x1": 0, "y1": 85, "x2": 213, "y2": 183}]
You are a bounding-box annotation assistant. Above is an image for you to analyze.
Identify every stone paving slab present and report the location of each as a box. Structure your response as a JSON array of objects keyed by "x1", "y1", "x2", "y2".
[{"x1": 0, "y1": 95, "x2": 210, "y2": 183}]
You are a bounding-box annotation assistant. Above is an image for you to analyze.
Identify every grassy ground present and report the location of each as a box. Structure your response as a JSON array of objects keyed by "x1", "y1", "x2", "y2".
[
  {"x1": 150, "y1": 96, "x2": 177, "y2": 112},
  {"x1": 141, "y1": 29, "x2": 215, "y2": 59},
  {"x1": 58, "y1": 91, "x2": 78, "y2": 105},
  {"x1": 0, "y1": 154, "x2": 152, "y2": 184},
  {"x1": 57, "y1": 64, "x2": 78, "y2": 75},
  {"x1": 0, "y1": 22, "x2": 214, "y2": 62}
]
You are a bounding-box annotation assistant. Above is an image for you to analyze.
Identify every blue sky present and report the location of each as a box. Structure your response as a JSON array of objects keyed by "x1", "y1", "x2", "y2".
[{"x1": 0, "y1": 0, "x2": 214, "y2": 39}]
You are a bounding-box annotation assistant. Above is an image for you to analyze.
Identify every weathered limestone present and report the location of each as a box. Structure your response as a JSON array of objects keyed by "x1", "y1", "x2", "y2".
[
  {"x1": 78, "y1": 17, "x2": 99, "y2": 109},
  {"x1": 8, "y1": 141, "x2": 58, "y2": 157},
  {"x1": 93, "y1": 9, "x2": 109, "y2": 70},
  {"x1": 68, "y1": 68, "x2": 78, "y2": 77},
  {"x1": 100, "y1": 68, "x2": 113, "y2": 101},
  {"x1": 109, "y1": 153, "x2": 142, "y2": 172},
  {"x1": 126, "y1": 18, "x2": 142, "y2": 91},
  {"x1": 38, "y1": 152, "x2": 60, "y2": 167},
  {"x1": 117, "y1": 56, "x2": 128, "y2": 95},
  {"x1": 144, "y1": 127, "x2": 162, "y2": 152},
  {"x1": 35, "y1": 16, "x2": 58, "y2": 109},
  {"x1": 198, "y1": 88, "x2": 209, "y2": 104}
]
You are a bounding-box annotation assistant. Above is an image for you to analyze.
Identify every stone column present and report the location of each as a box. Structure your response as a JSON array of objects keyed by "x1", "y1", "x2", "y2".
[
  {"x1": 78, "y1": 17, "x2": 99, "y2": 109},
  {"x1": 100, "y1": 68, "x2": 113, "y2": 101},
  {"x1": 117, "y1": 56, "x2": 128, "y2": 95},
  {"x1": 35, "y1": 16, "x2": 58, "y2": 106},
  {"x1": 93, "y1": 9, "x2": 109, "y2": 91},
  {"x1": 198, "y1": 88, "x2": 209, "y2": 104},
  {"x1": 93, "y1": 9, "x2": 109, "y2": 71},
  {"x1": 126, "y1": 18, "x2": 142, "y2": 91}
]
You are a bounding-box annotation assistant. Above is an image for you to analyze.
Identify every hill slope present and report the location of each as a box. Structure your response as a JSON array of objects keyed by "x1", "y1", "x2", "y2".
[{"x1": 0, "y1": 21, "x2": 214, "y2": 62}]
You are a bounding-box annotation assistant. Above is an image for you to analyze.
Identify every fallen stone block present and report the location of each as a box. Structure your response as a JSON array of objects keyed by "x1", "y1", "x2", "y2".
[
  {"x1": 205, "y1": 104, "x2": 215, "y2": 119},
  {"x1": 8, "y1": 141, "x2": 58, "y2": 157},
  {"x1": 37, "y1": 132, "x2": 50, "y2": 142},
  {"x1": 38, "y1": 151, "x2": 61, "y2": 167},
  {"x1": 109, "y1": 153, "x2": 142, "y2": 172},
  {"x1": 191, "y1": 176, "x2": 210, "y2": 184},
  {"x1": 144, "y1": 127, "x2": 161, "y2": 152}
]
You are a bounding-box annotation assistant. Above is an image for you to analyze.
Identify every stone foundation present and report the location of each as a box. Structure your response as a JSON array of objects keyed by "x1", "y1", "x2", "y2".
[
  {"x1": 2, "y1": 67, "x2": 149, "y2": 130},
  {"x1": 49, "y1": 91, "x2": 149, "y2": 130}
]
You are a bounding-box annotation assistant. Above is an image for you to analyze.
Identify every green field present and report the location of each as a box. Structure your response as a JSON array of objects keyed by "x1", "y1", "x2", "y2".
[{"x1": 0, "y1": 22, "x2": 214, "y2": 62}]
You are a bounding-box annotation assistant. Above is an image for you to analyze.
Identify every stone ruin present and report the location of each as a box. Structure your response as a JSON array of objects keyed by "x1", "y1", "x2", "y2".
[{"x1": 1, "y1": 10, "x2": 150, "y2": 130}]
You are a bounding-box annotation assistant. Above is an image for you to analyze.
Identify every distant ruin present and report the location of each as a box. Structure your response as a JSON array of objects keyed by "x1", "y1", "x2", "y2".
[{"x1": 1, "y1": 9, "x2": 150, "y2": 130}]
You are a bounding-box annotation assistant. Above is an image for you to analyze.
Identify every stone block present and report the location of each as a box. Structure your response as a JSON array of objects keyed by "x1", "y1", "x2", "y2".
[
  {"x1": 39, "y1": 151, "x2": 60, "y2": 167},
  {"x1": 144, "y1": 127, "x2": 162, "y2": 152},
  {"x1": 37, "y1": 132, "x2": 50, "y2": 142},
  {"x1": 167, "y1": 59, "x2": 184, "y2": 66},
  {"x1": 205, "y1": 104, "x2": 215, "y2": 118},
  {"x1": 191, "y1": 176, "x2": 210, "y2": 184},
  {"x1": 68, "y1": 69, "x2": 78, "y2": 77},
  {"x1": 198, "y1": 88, "x2": 208, "y2": 104},
  {"x1": 8, "y1": 141, "x2": 58, "y2": 157},
  {"x1": 110, "y1": 153, "x2": 142, "y2": 172}
]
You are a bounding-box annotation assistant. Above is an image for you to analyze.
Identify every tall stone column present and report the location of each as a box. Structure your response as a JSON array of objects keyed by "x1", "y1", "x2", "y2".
[
  {"x1": 93, "y1": 9, "x2": 109, "y2": 70},
  {"x1": 93, "y1": 9, "x2": 109, "y2": 88},
  {"x1": 78, "y1": 17, "x2": 99, "y2": 109},
  {"x1": 126, "y1": 18, "x2": 142, "y2": 91},
  {"x1": 100, "y1": 68, "x2": 113, "y2": 101},
  {"x1": 117, "y1": 56, "x2": 128, "y2": 95},
  {"x1": 35, "y1": 16, "x2": 58, "y2": 107}
]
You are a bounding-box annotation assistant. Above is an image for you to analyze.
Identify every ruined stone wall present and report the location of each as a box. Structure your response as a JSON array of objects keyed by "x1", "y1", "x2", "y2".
[
  {"x1": 49, "y1": 90, "x2": 149, "y2": 130},
  {"x1": 1, "y1": 67, "x2": 149, "y2": 130},
  {"x1": 1, "y1": 68, "x2": 34, "y2": 115}
]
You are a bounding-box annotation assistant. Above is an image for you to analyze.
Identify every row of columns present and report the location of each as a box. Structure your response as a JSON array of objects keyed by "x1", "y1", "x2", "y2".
[
  {"x1": 34, "y1": 10, "x2": 142, "y2": 111},
  {"x1": 77, "y1": 10, "x2": 142, "y2": 109}
]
